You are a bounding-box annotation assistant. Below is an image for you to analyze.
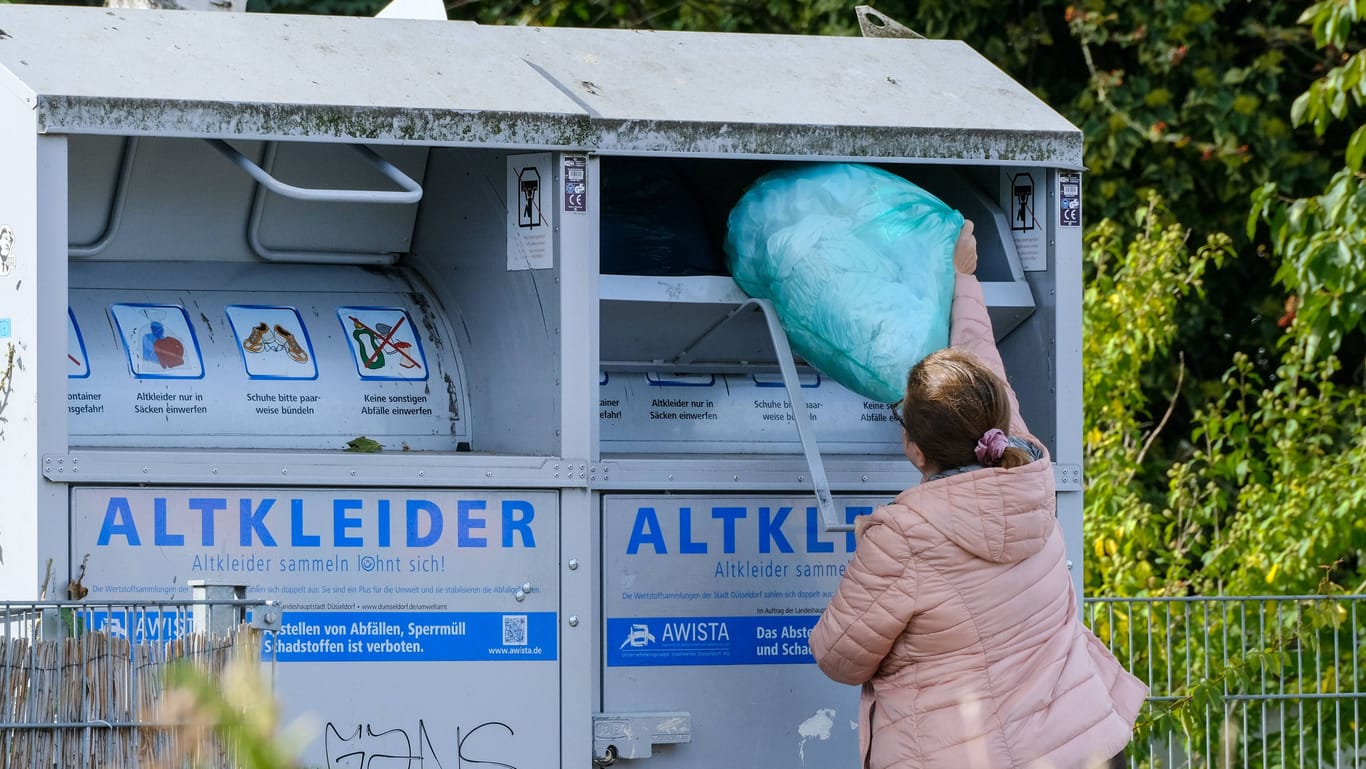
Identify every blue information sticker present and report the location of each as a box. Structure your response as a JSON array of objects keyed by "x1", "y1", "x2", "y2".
[
  {"x1": 0, "y1": 318, "x2": 9, "y2": 338},
  {"x1": 608, "y1": 615, "x2": 820, "y2": 667},
  {"x1": 266, "y1": 610, "x2": 557, "y2": 662}
]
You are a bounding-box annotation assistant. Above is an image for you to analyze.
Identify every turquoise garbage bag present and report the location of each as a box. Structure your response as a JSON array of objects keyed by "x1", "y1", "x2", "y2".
[{"x1": 724, "y1": 164, "x2": 962, "y2": 405}]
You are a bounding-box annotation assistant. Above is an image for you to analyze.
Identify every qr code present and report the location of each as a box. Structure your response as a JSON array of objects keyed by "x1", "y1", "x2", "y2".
[{"x1": 502, "y1": 614, "x2": 528, "y2": 646}]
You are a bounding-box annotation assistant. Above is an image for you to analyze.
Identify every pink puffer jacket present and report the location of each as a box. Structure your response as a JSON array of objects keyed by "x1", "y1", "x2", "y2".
[{"x1": 810, "y1": 275, "x2": 1147, "y2": 769}]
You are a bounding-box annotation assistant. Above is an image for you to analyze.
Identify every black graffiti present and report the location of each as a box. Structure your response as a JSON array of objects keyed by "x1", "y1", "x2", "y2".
[{"x1": 324, "y1": 719, "x2": 519, "y2": 769}]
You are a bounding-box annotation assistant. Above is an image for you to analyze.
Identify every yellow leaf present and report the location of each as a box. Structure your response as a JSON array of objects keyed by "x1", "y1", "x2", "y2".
[{"x1": 1265, "y1": 562, "x2": 1280, "y2": 584}]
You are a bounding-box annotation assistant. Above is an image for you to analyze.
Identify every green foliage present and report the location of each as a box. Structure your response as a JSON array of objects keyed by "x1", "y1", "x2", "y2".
[
  {"x1": 1252, "y1": 171, "x2": 1366, "y2": 360},
  {"x1": 343, "y1": 435, "x2": 383, "y2": 452},
  {"x1": 1082, "y1": 199, "x2": 1231, "y2": 596},
  {"x1": 1079, "y1": 0, "x2": 1365, "y2": 600},
  {"x1": 1253, "y1": 0, "x2": 1366, "y2": 361},
  {"x1": 1176, "y1": 348, "x2": 1366, "y2": 593},
  {"x1": 1064, "y1": 0, "x2": 1334, "y2": 231},
  {"x1": 157, "y1": 643, "x2": 304, "y2": 769}
]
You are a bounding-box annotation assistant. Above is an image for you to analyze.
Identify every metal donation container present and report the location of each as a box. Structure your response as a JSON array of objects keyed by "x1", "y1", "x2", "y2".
[{"x1": 0, "y1": 6, "x2": 1084, "y2": 767}]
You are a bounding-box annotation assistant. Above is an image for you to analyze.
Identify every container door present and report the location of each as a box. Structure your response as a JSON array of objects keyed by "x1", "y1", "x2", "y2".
[
  {"x1": 601, "y1": 494, "x2": 884, "y2": 768},
  {"x1": 72, "y1": 486, "x2": 560, "y2": 768}
]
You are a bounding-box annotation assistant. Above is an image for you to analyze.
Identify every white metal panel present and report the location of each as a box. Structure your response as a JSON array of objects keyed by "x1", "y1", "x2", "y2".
[
  {"x1": 1052, "y1": 169, "x2": 1087, "y2": 606},
  {"x1": 601, "y1": 494, "x2": 881, "y2": 767},
  {"x1": 0, "y1": 6, "x2": 1081, "y2": 164},
  {"x1": 556, "y1": 151, "x2": 600, "y2": 766},
  {"x1": 44, "y1": 449, "x2": 580, "y2": 488},
  {"x1": 66, "y1": 262, "x2": 469, "y2": 451},
  {"x1": 71, "y1": 486, "x2": 562, "y2": 767},
  {"x1": 505, "y1": 26, "x2": 1076, "y2": 133},
  {"x1": 0, "y1": 106, "x2": 68, "y2": 597},
  {"x1": 0, "y1": 8, "x2": 579, "y2": 115},
  {"x1": 405, "y1": 148, "x2": 563, "y2": 457}
]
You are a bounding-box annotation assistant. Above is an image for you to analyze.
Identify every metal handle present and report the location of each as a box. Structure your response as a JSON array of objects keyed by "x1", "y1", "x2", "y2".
[
  {"x1": 205, "y1": 139, "x2": 423, "y2": 204},
  {"x1": 748, "y1": 298, "x2": 844, "y2": 533},
  {"x1": 69, "y1": 136, "x2": 139, "y2": 258},
  {"x1": 668, "y1": 293, "x2": 844, "y2": 532}
]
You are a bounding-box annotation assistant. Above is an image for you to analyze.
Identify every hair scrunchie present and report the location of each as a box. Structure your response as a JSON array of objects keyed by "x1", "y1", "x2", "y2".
[{"x1": 975, "y1": 428, "x2": 1009, "y2": 466}]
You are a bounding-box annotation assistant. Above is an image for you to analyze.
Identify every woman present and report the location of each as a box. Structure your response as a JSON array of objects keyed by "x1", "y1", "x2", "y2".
[{"x1": 810, "y1": 221, "x2": 1147, "y2": 769}]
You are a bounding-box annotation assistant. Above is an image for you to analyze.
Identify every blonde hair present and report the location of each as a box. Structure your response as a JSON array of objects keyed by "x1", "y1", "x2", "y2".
[{"x1": 897, "y1": 348, "x2": 1032, "y2": 471}]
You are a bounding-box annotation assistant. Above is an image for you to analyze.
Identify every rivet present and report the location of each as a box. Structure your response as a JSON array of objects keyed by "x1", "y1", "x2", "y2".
[
  {"x1": 212, "y1": 468, "x2": 219, "y2": 475},
  {"x1": 862, "y1": 475, "x2": 869, "y2": 482},
  {"x1": 568, "y1": 615, "x2": 580, "y2": 627},
  {"x1": 281, "y1": 469, "x2": 288, "y2": 475},
  {"x1": 514, "y1": 590, "x2": 526, "y2": 602},
  {"x1": 733, "y1": 475, "x2": 739, "y2": 481},
  {"x1": 797, "y1": 475, "x2": 805, "y2": 482},
  {"x1": 350, "y1": 470, "x2": 357, "y2": 477},
  {"x1": 522, "y1": 582, "x2": 533, "y2": 592},
  {"x1": 568, "y1": 559, "x2": 579, "y2": 570},
  {"x1": 486, "y1": 472, "x2": 493, "y2": 478},
  {"x1": 142, "y1": 468, "x2": 149, "y2": 474},
  {"x1": 418, "y1": 471, "x2": 425, "y2": 478}
]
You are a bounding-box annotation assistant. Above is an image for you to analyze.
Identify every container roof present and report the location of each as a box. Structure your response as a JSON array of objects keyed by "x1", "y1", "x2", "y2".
[{"x1": 0, "y1": 5, "x2": 1081, "y2": 165}]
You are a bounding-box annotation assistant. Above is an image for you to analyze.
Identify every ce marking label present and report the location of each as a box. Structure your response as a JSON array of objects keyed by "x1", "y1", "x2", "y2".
[{"x1": 564, "y1": 155, "x2": 588, "y2": 213}]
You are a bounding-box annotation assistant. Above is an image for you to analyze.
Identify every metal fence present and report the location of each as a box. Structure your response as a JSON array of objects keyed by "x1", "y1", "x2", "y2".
[
  {"x1": 4, "y1": 594, "x2": 1360, "y2": 768},
  {"x1": 1085, "y1": 594, "x2": 1366, "y2": 769},
  {"x1": 0, "y1": 598, "x2": 278, "y2": 769}
]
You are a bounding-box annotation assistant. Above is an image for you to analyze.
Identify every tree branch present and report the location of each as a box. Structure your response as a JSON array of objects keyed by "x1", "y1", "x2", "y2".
[{"x1": 1136, "y1": 351, "x2": 1185, "y2": 466}]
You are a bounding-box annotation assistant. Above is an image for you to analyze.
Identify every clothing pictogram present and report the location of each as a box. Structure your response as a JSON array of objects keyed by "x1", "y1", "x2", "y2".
[{"x1": 110, "y1": 303, "x2": 204, "y2": 379}]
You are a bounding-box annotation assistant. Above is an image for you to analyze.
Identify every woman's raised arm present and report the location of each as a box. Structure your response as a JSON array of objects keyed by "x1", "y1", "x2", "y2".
[{"x1": 946, "y1": 221, "x2": 1029, "y2": 439}]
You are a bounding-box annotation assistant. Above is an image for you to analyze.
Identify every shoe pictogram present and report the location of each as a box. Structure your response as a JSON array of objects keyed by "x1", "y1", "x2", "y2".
[
  {"x1": 227, "y1": 306, "x2": 317, "y2": 381},
  {"x1": 243, "y1": 322, "x2": 270, "y2": 353},
  {"x1": 275, "y1": 324, "x2": 309, "y2": 363}
]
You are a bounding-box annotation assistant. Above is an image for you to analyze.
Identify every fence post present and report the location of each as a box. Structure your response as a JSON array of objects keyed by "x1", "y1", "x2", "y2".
[{"x1": 188, "y1": 582, "x2": 247, "y2": 637}]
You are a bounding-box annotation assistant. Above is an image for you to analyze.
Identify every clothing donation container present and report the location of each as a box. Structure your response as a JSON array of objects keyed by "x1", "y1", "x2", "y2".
[{"x1": 0, "y1": 5, "x2": 1084, "y2": 767}]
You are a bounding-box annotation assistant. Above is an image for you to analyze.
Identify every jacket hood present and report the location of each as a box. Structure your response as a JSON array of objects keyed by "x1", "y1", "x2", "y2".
[{"x1": 892, "y1": 456, "x2": 1056, "y2": 563}]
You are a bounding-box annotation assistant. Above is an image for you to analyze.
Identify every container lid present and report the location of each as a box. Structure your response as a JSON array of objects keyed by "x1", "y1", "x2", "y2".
[{"x1": 0, "y1": 6, "x2": 1081, "y2": 166}]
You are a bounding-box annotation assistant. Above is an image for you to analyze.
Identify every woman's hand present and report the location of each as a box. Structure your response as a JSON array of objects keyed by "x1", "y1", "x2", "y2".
[
  {"x1": 854, "y1": 514, "x2": 872, "y2": 538},
  {"x1": 954, "y1": 220, "x2": 977, "y2": 275}
]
